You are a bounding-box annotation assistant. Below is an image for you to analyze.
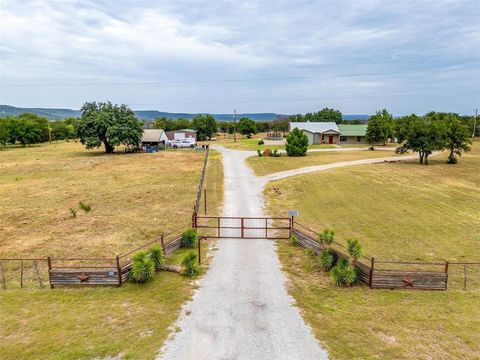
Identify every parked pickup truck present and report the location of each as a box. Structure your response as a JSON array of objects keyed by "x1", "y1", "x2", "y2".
[{"x1": 167, "y1": 139, "x2": 196, "y2": 149}]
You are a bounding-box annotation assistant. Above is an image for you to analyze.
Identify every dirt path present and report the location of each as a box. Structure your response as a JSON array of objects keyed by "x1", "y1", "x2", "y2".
[
  {"x1": 158, "y1": 146, "x2": 328, "y2": 360},
  {"x1": 263, "y1": 154, "x2": 421, "y2": 182}
]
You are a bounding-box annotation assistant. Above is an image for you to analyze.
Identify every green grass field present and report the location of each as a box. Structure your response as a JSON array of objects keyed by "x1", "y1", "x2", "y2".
[
  {"x1": 265, "y1": 143, "x2": 480, "y2": 359},
  {"x1": 247, "y1": 149, "x2": 403, "y2": 176},
  {"x1": 0, "y1": 141, "x2": 222, "y2": 359},
  {"x1": 266, "y1": 145, "x2": 480, "y2": 261}
]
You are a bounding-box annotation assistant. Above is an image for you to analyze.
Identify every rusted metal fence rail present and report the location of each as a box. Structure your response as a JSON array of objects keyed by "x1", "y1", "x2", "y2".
[{"x1": 292, "y1": 222, "x2": 465, "y2": 291}]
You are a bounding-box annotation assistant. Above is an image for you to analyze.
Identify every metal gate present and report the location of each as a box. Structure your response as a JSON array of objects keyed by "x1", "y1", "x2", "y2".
[{"x1": 194, "y1": 215, "x2": 292, "y2": 239}]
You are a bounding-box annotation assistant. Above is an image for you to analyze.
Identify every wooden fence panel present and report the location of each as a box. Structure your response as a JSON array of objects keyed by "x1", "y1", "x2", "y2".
[{"x1": 371, "y1": 270, "x2": 447, "y2": 290}]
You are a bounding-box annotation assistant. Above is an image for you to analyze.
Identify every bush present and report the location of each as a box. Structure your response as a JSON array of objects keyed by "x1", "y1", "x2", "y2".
[
  {"x1": 263, "y1": 149, "x2": 271, "y2": 156},
  {"x1": 257, "y1": 149, "x2": 263, "y2": 157},
  {"x1": 181, "y1": 228, "x2": 198, "y2": 248},
  {"x1": 331, "y1": 257, "x2": 357, "y2": 287},
  {"x1": 130, "y1": 251, "x2": 155, "y2": 283},
  {"x1": 182, "y1": 251, "x2": 198, "y2": 277},
  {"x1": 447, "y1": 156, "x2": 458, "y2": 164},
  {"x1": 258, "y1": 139, "x2": 264, "y2": 145},
  {"x1": 290, "y1": 235, "x2": 298, "y2": 245},
  {"x1": 318, "y1": 249, "x2": 336, "y2": 271},
  {"x1": 69, "y1": 208, "x2": 77, "y2": 218},
  {"x1": 285, "y1": 128, "x2": 309, "y2": 156},
  {"x1": 150, "y1": 244, "x2": 164, "y2": 271},
  {"x1": 319, "y1": 229, "x2": 335, "y2": 245},
  {"x1": 79, "y1": 201, "x2": 92, "y2": 213},
  {"x1": 346, "y1": 239, "x2": 362, "y2": 261},
  {"x1": 271, "y1": 149, "x2": 281, "y2": 157}
]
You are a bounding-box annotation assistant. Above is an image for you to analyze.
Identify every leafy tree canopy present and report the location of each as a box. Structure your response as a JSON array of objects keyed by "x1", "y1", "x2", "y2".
[
  {"x1": 192, "y1": 114, "x2": 217, "y2": 140},
  {"x1": 289, "y1": 108, "x2": 343, "y2": 124},
  {"x1": 366, "y1": 109, "x2": 393, "y2": 148},
  {"x1": 77, "y1": 101, "x2": 143, "y2": 153},
  {"x1": 237, "y1": 117, "x2": 257, "y2": 138}
]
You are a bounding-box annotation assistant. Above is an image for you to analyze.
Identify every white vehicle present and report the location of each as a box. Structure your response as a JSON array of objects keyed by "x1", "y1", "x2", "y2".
[{"x1": 168, "y1": 139, "x2": 197, "y2": 149}]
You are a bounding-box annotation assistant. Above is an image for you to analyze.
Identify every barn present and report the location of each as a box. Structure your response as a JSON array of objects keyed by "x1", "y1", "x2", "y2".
[{"x1": 140, "y1": 129, "x2": 167, "y2": 151}]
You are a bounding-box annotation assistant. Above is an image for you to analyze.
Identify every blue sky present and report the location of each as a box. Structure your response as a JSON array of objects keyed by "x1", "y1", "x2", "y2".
[{"x1": 0, "y1": 0, "x2": 479, "y2": 115}]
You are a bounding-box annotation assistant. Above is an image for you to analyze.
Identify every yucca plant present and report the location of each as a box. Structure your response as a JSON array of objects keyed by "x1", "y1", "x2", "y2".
[
  {"x1": 130, "y1": 251, "x2": 155, "y2": 283},
  {"x1": 182, "y1": 251, "x2": 198, "y2": 277},
  {"x1": 319, "y1": 229, "x2": 335, "y2": 245},
  {"x1": 181, "y1": 228, "x2": 198, "y2": 248},
  {"x1": 318, "y1": 249, "x2": 336, "y2": 271},
  {"x1": 150, "y1": 244, "x2": 164, "y2": 271},
  {"x1": 347, "y1": 239, "x2": 362, "y2": 267},
  {"x1": 331, "y1": 256, "x2": 357, "y2": 287}
]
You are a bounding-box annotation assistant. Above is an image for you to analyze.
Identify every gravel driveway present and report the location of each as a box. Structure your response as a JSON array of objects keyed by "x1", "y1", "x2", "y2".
[{"x1": 158, "y1": 146, "x2": 328, "y2": 360}]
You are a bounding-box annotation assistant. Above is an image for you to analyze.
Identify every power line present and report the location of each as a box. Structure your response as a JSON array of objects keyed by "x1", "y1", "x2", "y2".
[{"x1": 1, "y1": 65, "x2": 478, "y2": 88}]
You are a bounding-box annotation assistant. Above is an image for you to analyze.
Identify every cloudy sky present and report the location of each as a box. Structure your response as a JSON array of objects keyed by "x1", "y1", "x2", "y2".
[{"x1": 0, "y1": 0, "x2": 479, "y2": 115}]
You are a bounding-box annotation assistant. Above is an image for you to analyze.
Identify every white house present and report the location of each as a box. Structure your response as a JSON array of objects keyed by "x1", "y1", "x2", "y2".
[{"x1": 289, "y1": 122, "x2": 341, "y2": 145}]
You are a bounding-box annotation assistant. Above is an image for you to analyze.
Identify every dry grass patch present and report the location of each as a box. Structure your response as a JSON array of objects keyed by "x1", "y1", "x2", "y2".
[
  {"x1": 0, "y1": 142, "x2": 204, "y2": 258},
  {"x1": 247, "y1": 149, "x2": 403, "y2": 176}
]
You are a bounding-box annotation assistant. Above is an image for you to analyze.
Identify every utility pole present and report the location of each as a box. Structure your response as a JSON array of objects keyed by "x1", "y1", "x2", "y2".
[
  {"x1": 473, "y1": 109, "x2": 478, "y2": 140},
  {"x1": 233, "y1": 109, "x2": 237, "y2": 143},
  {"x1": 48, "y1": 124, "x2": 52, "y2": 144}
]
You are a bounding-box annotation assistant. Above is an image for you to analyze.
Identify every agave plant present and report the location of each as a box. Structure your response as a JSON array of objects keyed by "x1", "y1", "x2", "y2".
[
  {"x1": 130, "y1": 251, "x2": 155, "y2": 283},
  {"x1": 347, "y1": 239, "x2": 362, "y2": 267},
  {"x1": 150, "y1": 244, "x2": 164, "y2": 271},
  {"x1": 182, "y1": 251, "x2": 198, "y2": 277},
  {"x1": 318, "y1": 249, "x2": 336, "y2": 271}
]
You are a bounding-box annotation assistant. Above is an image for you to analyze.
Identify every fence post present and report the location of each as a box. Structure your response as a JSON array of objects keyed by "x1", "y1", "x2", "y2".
[
  {"x1": 47, "y1": 256, "x2": 53, "y2": 289},
  {"x1": 217, "y1": 217, "x2": 220, "y2": 238},
  {"x1": 20, "y1": 259, "x2": 24, "y2": 288},
  {"x1": 241, "y1": 218, "x2": 244, "y2": 238},
  {"x1": 161, "y1": 234, "x2": 166, "y2": 255},
  {"x1": 369, "y1": 257, "x2": 375, "y2": 288},
  {"x1": 289, "y1": 216, "x2": 294, "y2": 238},
  {"x1": 0, "y1": 261, "x2": 6, "y2": 289},
  {"x1": 463, "y1": 264, "x2": 468, "y2": 291},
  {"x1": 444, "y1": 261, "x2": 449, "y2": 290},
  {"x1": 198, "y1": 237, "x2": 201, "y2": 264},
  {"x1": 204, "y1": 188, "x2": 207, "y2": 215},
  {"x1": 116, "y1": 255, "x2": 122, "y2": 287}
]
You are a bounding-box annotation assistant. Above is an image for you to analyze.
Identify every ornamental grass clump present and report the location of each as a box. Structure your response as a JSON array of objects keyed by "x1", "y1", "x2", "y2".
[
  {"x1": 331, "y1": 257, "x2": 357, "y2": 287},
  {"x1": 149, "y1": 244, "x2": 164, "y2": 271},
  {"x1": 130, "y1": 251, "x2": 155, "y2": 283},
  {"x1": 318, "y1": 249, "x2": 336, "y2": 271},
  {"x1": 290, "y1": 235, "x2": 298, "y2": 245},
  {"x1": 182, "y1": 252, "x2": 198, "y2": 277},
  {"x1": 181, "y1": 228, "x2": 198, "y2": 248}
]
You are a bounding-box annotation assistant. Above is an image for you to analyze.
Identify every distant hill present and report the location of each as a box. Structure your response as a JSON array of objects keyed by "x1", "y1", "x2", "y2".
[{"x1": 0, "y1": 105, "x2": 370, "y2": 122}]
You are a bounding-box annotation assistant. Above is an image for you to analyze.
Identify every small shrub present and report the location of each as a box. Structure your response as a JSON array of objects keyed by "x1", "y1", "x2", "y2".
[
  {"x1": 69, "y1": 208, "x2": 77, "y2": 218},
  {"x1": 271, "y1": 149, "x2": 281, "y2": 157},
  {"x1": 290, "y1": 235, "x2": 298, "y2": 245},
  {"x1": 130, "y1": 251, "x2": 155, "y2": 283},
  {"x1": 263, "y1": 149, "x2": 271, "y2": 157},
  {"x1": 79, "y1": 201, "x2": 92, "y2": 213},
  {"x1": 258, "y1": 139, "x2": 264, "y2": 145},
  {"x1": 182, "y1": 252, "x2": 198, "y2": 277},
  {"x1": 318, "y1": 249, "x2": 336, "y2": 271},
  {"x1": 319, "y1": 229, "x2": 335, "y2": 245},
  {"x1": 331, "y1": 257, "x2": 357, "y2": 287},
  {"x1": 257, "y1": 149, "x2": 263, "y2": 157},
  {"x1": 447, "y1": 156, "x2": 458, "y2": 164},
  {"x1": 304, "y1": 247, "x2": 316, "y2": 257},
  {"x1": 181, "y1": 228, "x2": 198, "y2": 248},
  {"x1": 150, "y1": 244, "x2": 164, "y2": 271},
  {"x1": 347, "y1": 239, "x2": 362, "y2": 264}
]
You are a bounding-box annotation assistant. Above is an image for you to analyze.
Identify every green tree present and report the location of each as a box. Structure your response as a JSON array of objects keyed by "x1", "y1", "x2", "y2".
[
  {"x1": 443, "y1": 115, "x2": 472, "y2": 164},
  {"x1": 366, "y1": 109, "x2": 393, "y2": 148},
  {"x1": 395, "y1": 114, "x2": 446, "y2": 165},
  {"x1": 192, "y1": 114, "x2": 217, "y2": 140},
  {"x1": 8, "y1": 115, "x2": 44, "y2": 146},
  {"x1": 285, "y1": 127, "x2": 309, "y2": 156},
  {"x1": 0, "y1": 117, "x2": 10, "y2": 146},
  {"x1": 237, "y1": 117, "x2": 257, "y2": 138},
  {"x1": 153, "y1": 117, "x2": 168, "y2": 130},
  {"x1": 77, "y1": 102, "x2": 143, "y2": 153}
]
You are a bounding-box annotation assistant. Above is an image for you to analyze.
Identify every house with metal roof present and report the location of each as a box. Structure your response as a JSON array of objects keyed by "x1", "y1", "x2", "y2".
[
  {"x1": 337, "y1": 124, "x2": 368, "y2": 145},
  {"x1": 140, "y1": 129, "x2": 167, "y2": 151},
  {"x1": 290, "y1": 122, "x2": 368, "y2": 145},
  {"x1": 289, "y1": 122, "x2": 341, "y2": 145}
]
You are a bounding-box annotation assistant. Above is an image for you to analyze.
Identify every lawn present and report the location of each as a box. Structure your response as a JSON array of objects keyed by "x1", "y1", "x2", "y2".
[
  {"x1": 276, "y1": 240, "x2": 480, "y2": 360},
  {"x1": 0, "y1": 142, "x2": 204, "y2": 258},
  {"x1": 265, "y1": 145, "x2": 480, "y2": 261},
  {"x1": 0, "y1": 141, "x2": 221, "y2": 359},
  {"x1": 202, "y1": 149, "x2": 224, "y2": 215},
  {"x1": 247, "y1": 149, "x2": 402, "y2": 176}
]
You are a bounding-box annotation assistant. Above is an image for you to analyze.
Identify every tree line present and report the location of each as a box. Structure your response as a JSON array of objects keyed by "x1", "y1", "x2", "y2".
[
  {"x1": 0, "y1": 113, "x2": 78, "y2": 146},
  {"x1": 365, "y1": 109, "x2": 473, "y2": 164}
]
